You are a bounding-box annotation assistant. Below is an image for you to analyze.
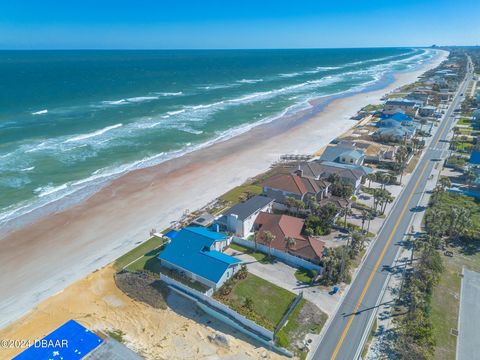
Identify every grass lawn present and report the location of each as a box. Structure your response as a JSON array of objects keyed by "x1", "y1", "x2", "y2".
[
  {"x1": 454, "y1": 141, "x2": 474, "y2": 153},
  {"x1": 276, "y1": 299, "x2": 328, "y2": 359},
  {"x1": 229, "y1": 242, "x2": 273, "y2": 264},
  {"x1": 220, "y1": 184, "x2": 262, "y2": 204},
  {"x1": 406, "y1": 154, "x2": 421, "y2": 173},
  {"x1": 114, "y1": 235, "x2": 166, "y2": 270},
  {"x1": 458, "y1": 117, "x2": 472, "y2": 126},
  {"x1": 215, "y1": 273, "x2": 296, "y2": 330},
  {"x1": 294, "y1": 268, "x2": 314, "y2": 283}
]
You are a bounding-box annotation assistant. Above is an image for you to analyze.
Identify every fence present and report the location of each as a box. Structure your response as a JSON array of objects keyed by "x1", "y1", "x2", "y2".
[
  {"x1": 274, "y1": 291, "x2": 304, "y2": 334},
  {"x1": 160, "y1": 273, "x2": 274, "y2": 340},
  {"x1": 232, "y1": 237, "x2": 322, "y2": 272}
]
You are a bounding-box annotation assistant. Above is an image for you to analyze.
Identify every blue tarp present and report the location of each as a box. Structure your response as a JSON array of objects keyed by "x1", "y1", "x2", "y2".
[{"x1": 13, "y1": 320, "x2": 103, "y2": 360}]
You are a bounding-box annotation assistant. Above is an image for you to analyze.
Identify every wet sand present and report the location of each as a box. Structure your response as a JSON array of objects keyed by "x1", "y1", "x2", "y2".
[{"x1": 0, "y1": 50, "x2": 448, "y2": 329}]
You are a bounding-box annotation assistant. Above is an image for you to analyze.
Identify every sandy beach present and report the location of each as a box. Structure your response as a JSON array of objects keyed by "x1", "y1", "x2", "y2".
[{"x1": 0, "y1": 50, "x2": 448, "y2": 330}]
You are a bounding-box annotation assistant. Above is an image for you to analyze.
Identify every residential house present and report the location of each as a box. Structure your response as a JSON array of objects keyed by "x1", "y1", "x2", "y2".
[
  {"x1": 336, "y1": 139, "x2": 396, "y2": 164},
  {"x1": 406, "y1": 91, "x2": 430, "y2": 105},
  {"x1": 216, "y1": 195, "x2": 274, "y2": 237},
  {"x1": 380, "y1": 111, "x2": 414, "y2": 123},
  {"x1": 158, "y1": 227, "x2": 241, "y2": 290},
  {"x1": 294, "y1": 160, "x2": 371, "y2": 190},
  {"x1": 383, "y1": 99, "x2": 418, "y2": 116},
  {"x1": 262, "y1": 173, "x2": 329, "y2": 207},
  {"x1": 473, "y1": 110, "x2": 480, "y2": 127},
  {"x1": 254, "y1": 212, "x2": 326, "y2": 264},
  {"x1": 320, "y1": 144, "x2": 365, "y2": 165},
  {"x1": 469, "y1": 150, "x2": 480, "y2": 167},
  {"x1": 373, "y1": 126, "x2": 414, "y2": 142},
  {"x1": 374, "y1": 116, "x2": 416, "y2": 142},
  {"x1": 418, "y1": 105, "x2": 437, "y2": 118}
]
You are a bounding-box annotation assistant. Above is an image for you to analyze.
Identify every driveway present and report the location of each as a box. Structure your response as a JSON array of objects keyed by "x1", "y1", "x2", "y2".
[{"x1": 225, "y1": 248, "x2": 341, "y2": 316}]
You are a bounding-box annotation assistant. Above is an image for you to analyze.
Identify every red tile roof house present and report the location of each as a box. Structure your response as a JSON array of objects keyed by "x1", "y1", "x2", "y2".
[
  {"x1": 262, "y1": 173, "x2": 330, "y2": 210},
  {"x1": 254, "y1": 212, "x2": 326, "y2": 264}
]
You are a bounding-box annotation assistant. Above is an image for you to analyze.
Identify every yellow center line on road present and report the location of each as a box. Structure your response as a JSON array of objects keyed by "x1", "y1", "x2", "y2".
[{"x1": 329, "y1": 109, "x2": 454, "y2": 360}]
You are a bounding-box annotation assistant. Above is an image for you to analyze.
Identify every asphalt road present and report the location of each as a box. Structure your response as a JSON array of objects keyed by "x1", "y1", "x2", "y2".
[{"x1": 312, "y1": 58, "x2": 474, "y2": 360}]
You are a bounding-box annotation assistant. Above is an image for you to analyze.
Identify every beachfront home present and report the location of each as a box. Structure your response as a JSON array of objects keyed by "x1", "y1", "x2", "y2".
[
  {"x1": 383, "y1": 99, "x2": 418, "y2": 116},
  {"x1": 373, "y1": 126, "x2": 414, "y2": 143},
  {"x1": 406, "y1": 91, "x2": 430, "y2": 104},
  {"x1": 262, "y1": 173, "x2": 329, "y2": 208},
  {"x1": 418, "y1": 105, "x2": 437, "y2": 118},
  {"x1": 158, "y1": 227, "x2": 241, "y2": 290},
  {"x1": 379, "y1": 111, "x2": 414, "y2": 123},
  {"x1": 335, "y1": 139, "x2": 396, "y2": 164},
  {"x1": 319, "y1": 144, "x2": 365, "y2": 165},
  {"x1": 294, "y1": 160, "x2": 371, "y2": 190},
  {"x1": 216, "y1": 195, "x2": 274, "y2": 237},
  {"x1": 469, "y1": 151, "x2": 480, "y2": 167},
  {"x1": 254, "y1": 212, "x2": 325, "y2": 264},
  {"x1": 473, "y1": 110, "x2": 480, "y2": 127}
]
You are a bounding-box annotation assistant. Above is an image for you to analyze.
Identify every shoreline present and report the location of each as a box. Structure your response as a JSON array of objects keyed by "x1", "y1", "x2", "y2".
[{"x1": 0, "y1": 50, "x2": 448, "y2": 329}]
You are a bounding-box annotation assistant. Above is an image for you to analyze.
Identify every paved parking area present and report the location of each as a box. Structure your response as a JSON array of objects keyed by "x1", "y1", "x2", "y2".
[
  {"x1": 457, "y1": 268, "x2": 480, "y2": 360},
  {"x1": 225, "y1": 248, "x2": 341, "y2": 315}
]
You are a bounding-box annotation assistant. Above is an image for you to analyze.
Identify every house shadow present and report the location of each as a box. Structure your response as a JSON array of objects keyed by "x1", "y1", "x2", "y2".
[{"x1": 164, "y1": 290, "x2": 273, "y2": 350}]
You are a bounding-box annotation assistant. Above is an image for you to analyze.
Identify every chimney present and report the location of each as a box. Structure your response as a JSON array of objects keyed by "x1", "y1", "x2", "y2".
[{"x1": 295, "y1": 164, "x2": 303, "y2": 177}]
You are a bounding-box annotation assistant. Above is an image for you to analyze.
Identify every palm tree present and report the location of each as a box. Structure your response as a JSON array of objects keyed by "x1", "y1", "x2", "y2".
[
  {"x1": 284, "y1": 236, "x2": 296, "y2": 254},
  {"x1": 366, "y1": 173, "x2": 376, "y2": 188},
  {"x1": 464, "y1": 169, "x2": 476, "y2": 189},
  {"x1": 340, "y1": 205, "x2": 352, "y2": 229},
  {"x1": 438, "y1": 177, "x2": 452, "y2": 192},
  {"x1": 380, "y1": 192, "x2": 394, "y2": 214},
  {"x1": 294, "y1": 199, "x2": 306, "y2": 216},
  {"x1": 253, "y1": 230, "x2": 259, "y2": 250},
  {"x1": 285, "y1": 197, "x2": 296, "y2": 215},
  {"x1": 261, "y1": 230, "x2": 275, "y2": 257},
  {"x1": 243, "y1": 296, "x2": 254, "y2": 310},
  {"x1": 395, "y1": 146, "x2": 409, "y2": 183},
  {"x1": 360, "y1": 209, "x2": 369, "y2": 233}
]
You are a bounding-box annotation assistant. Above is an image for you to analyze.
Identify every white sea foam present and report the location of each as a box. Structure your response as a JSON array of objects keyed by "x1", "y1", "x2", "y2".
[
  {"x1": 102, "y1": 99, "x2": 128, "y2": 105},
  {"x1": 237, "y1": 78, "x2": 263, "y2": 84},
  {"x1": 20, "y1": 166, "x2": 35, "y2": 172},
  {"x1": 34, "y1": 184, "x2": 69, "y2": 198},
  {"x1": 0, "y1": 47, "x2": 435, "y2": 230},
  {"x1": 155, "y1": 91, "x2": 183, "y2": 96},
  {"x1": 101, "y1": 96, "x2": 158, "y2": 106},
  {"x1": 31, "y1": 109, "x2": 48, "y2": 115},
  {"x1": 198, "y1": 84, "x2": 238, "y2": 90},
  {"x1": 126, "y1": 96, "x2": 158, "y2": 103},
  {"x1": 64, "y1": 123, "x2": 123, "y2": 143},
  {"x1": 167, "y1": 109, "x2": 186, "y2": 116},
  {"x1": 280, "y1": 72, "x2": 301, "y2": 78},
  {"x1": 179, "y1": 127, "x2": 203, "y2": 135}
]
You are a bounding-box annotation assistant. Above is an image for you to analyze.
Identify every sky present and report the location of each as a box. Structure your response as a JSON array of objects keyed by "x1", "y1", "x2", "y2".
[{"x1": 0, "y1": 0, "x2": 479, "y2": 49}]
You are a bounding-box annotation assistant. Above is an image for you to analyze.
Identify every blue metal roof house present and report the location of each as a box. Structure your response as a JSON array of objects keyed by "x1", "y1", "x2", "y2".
[
  {"x1": 469, "y1": 151, "x2": 480, "y2": 166},
  {"x1": 158, "y1": 227, "x2": 242, "y2": 290},
  {"x1": 380, "y1": 112, "x2": 414, "y2": 122}
]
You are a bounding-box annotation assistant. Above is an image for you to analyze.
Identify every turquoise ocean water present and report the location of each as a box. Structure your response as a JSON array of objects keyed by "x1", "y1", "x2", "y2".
[{"x1": 0, "y1": 48, "x2": 436, "y2": 230}]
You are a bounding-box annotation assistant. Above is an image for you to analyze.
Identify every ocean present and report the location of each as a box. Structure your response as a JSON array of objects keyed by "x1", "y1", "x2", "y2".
[{"x1": 0, "y1": 48, "x2": 436, "y2": 231}]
